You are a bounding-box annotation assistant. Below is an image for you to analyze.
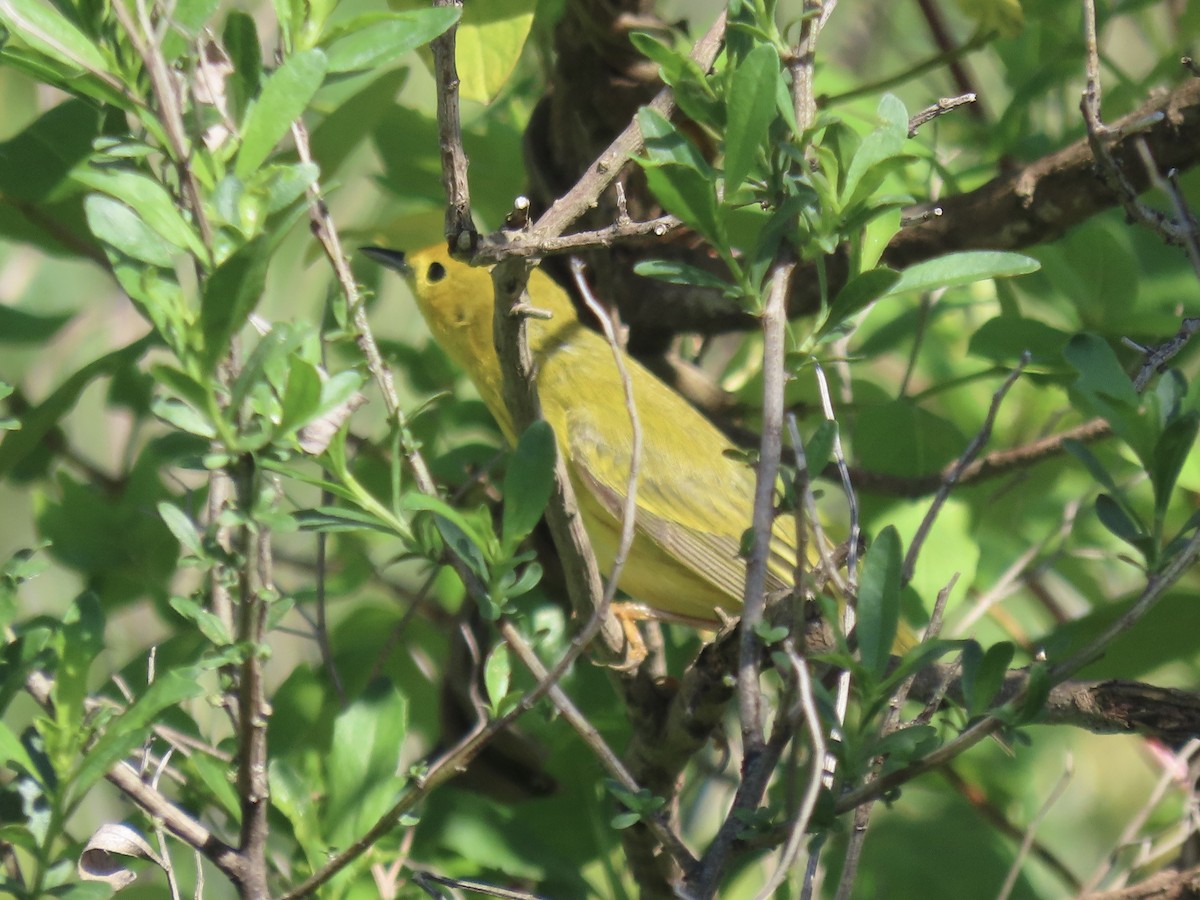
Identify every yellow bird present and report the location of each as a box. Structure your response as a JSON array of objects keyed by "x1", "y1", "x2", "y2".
[{"x1": 366, "y1": 243, "x2": 823, "y2": 625}]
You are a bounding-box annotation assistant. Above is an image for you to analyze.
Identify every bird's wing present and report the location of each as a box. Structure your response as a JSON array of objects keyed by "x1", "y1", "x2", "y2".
[{"x1": 565, "y1": 410, "x2": 799, "y2": 604}]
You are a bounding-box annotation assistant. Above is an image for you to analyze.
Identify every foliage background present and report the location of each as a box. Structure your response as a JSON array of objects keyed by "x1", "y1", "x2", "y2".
[{"x1": 1, "y1": 0, "x2": 1199, "y2": 897}]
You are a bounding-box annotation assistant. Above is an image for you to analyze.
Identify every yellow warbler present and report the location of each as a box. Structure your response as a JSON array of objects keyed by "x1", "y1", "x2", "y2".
[{"x1": 367, "y1": 244, "x2": 822, "y2": 624}]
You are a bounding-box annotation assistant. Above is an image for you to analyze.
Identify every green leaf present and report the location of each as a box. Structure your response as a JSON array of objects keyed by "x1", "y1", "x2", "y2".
[
  {"x1": 886, "y1": 251, "x2": 1040, "y2": 296},
  {"x1": 800, "y1": 420, "x2": 837, "y2": 478},
  {"x1": 433, "y1": 514, "x2": 491, "y2": 591},
  {"x1": 629, "y1": 31, "x2": 690, "y2": 85},
  {"x1": 159, "y1": 0, "x2": 221, "y2": 61},
  {"x1": 642, "y1": 163, "x2": 725, "y2": 249},
  {"x1": 501, "y1": 421, "x2": 556, "y2": 550},
  {"x1": 69, "y1": 669, "x2": 206, "y2": 804},
  {"x1": 37, "y1": 461, "x2": 180, "y2": 607},
  {"x1": 632, "y1": 259, "x2": 732, "y2": 292},
  {"x1": 854, "y1": 400, "x2": 964, "y2": 477},
  {"x1": 1151, "y1": 412, "x2": 1199, "y2": 521},
  {"x1": 503, "y1": 559, "x2": 543, "y2": 598},
  {"x1": 1062, "y1": 439, "x2": 1121, "y2": 494},
  {"x1": 151, "y1": 397, "x2": 217, "y2": 439},
  {"x1": 191, "y1": 753, "x2": 241, "y2": 822},
  {"x1": 324, "y1": 680, "x2": 407, "y2": 845},
  {"x1": 401, "y1": 493, "x2": 491, "y2": 552},
  {"x1": 199, "y1": 237, "x2": 269, "y2": 370},
  {"x1": 453, "y1": 0, "x2": 536, "y2": 103},
  {"x1": 269, "y1": 759, "x2": 325, "y2": 873},
  {"x1": 314, "y1": 371, "x2": 365, "y2": 420},
  {"x1": 819, "y1": 267, "x2": 900, "y2": 338},
  {"x1": 612, "y1": 810, "x2": 642, "y2": 830},
  {"x1": 157, "y1": 503, "x2": 205, "y2": 558},
  {"x1": 223, "y1": 11, "x2": 263, "y2": 118},
  {"x1": 1064, "y1": 334, "x2": 1152, "y2": 461},
  {"x1": 85, "y1": 194, "x2": 178, "y2": 267},
  {"x1": 483, "y1": 644, "x2": 511, "y2": 714},
  {"x1": 871, "y1": 724, "x2": 940, "y2": 771},
  {"x1": 877, "y1": 638, "x2": 961, "y2": 697},
  {"x1": 858, "y1": 525, "x2": 902, "y2": 677},
  {"x1": 637, "y1": 107, "x2": 710, "y2": 170},
  {"x1": 153, "y1": 364, "x2": 211, "y2": 412},
  {"x1": 252, "y1": 162, "x2": 320, "y2": 216},
  {"x1": 235, "y1": 49, "x2": 327, "y2": 180},
  {"x1": 1010, "y1": 663, "x2": 1052, "y2": 725},
  {"x1": 723, "y1": 42, "x2": 780, "y2": 192},
  {"x1": 1036, "y1": 224, "x2": 1139, "y2": 330},
  {"x1": 0, "y1": 0, "x2": 112, "y2": 76},
  {"x1": 1063, "y1": 334, "x2": 1139, "y2": 409},
  {"x1": 0, "y1": 306, "x2": 72, "y2": 345},
  {"x1": 1094, "y1": 493, "x2": 1147, "y2": 550},
  {"x1": 309, "y1": 68, "x2": 409, "y2": 177},
  {"x1": 74, "y1": 169, "x2": 207, "y2": 261},
  {"x1": 841, "y1": 94, "x2": 909, "y2": 211},
  {"x1": 0, "y1": 99, "x2": 101, "y2": 202},
  {"x1": 0, "y1": 721, "x2": 40, "y2": 778},
  {"x1": 169, "y1": 595, "x2": 232, "y2": 645},
  {"x1": 293, "y1": 506, "x2": 404, "y2": 536},
  {"x1": 50, "y1": 593, "x2": 105, "y2": 759},
  {"x1": 323, "y1": 7, "x2": 460, "y2": 74},
  {"x1": 0, "y1": 337, "x2": 154, "y2": 479},
  {"x1": 968, "y1": 316, "x2": 1072, "y2": 371},
  {"x1": 276, "y1": 358, "x2": 324, "y2": 436},
  {"x1": 961, "y1": 641, "x2": 1015, "y2": 717}
]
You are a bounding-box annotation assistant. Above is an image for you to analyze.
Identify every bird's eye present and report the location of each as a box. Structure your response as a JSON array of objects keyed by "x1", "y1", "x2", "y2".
[{"x1": 427, "y1": 262, "x2": 446, "y2": 283}]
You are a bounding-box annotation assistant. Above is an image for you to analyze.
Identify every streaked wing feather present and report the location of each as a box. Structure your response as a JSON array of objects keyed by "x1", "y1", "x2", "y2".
[{"x1": 567, "y1": 412, "x2": 800, "y2": 604}]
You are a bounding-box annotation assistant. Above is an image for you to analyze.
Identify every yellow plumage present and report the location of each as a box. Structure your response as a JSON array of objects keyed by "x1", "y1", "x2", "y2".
[{"x1": 371, "y1": 244, "x2": 819, "y2": 624}]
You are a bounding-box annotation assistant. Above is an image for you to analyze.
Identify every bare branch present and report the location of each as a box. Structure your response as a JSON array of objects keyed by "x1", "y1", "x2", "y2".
[
  {"x1": 429, "y1": 0, "x2": 476, "y2": 250},
  {"x1": 908, "y1": 93, "x2": 978, "y2": 136}
]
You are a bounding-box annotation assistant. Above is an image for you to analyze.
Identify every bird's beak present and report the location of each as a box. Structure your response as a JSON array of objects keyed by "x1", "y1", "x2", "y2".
[{"x1": 360, "y1": 246, "x2": 409, "y2": 274}]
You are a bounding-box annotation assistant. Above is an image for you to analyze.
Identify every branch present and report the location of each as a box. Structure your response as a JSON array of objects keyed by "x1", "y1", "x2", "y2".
[
  {"x1": 511, "y1": 11, "x2": 727, "y2": 251},
  {"x1": 429, "y1": 0, "x2": 475, "y2": 249},
  {"x1": 1081, "y1": 864, "x2": 1200, "y2": 900},
  {"x1": 886, "y1": 77, "x2": 1200, "y2": 269},
  {"x1": 837, "y1": 417, "x2": 1112, "y2": 498},
  {"x1": 23, "y1": 672, "x2": 245, "y2": 886}
]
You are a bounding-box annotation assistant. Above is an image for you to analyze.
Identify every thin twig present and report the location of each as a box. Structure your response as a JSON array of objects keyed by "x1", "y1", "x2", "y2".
[
  {"x1": 1128, "y1": 316, "x2": 1200, "y2": 392},
  {"x1": 150, "y1": 748, "x2": 183, "y2": 900},
  {"x1": 913, "y1": 0, "x2": 986, "y2": 119},
  {"x1": 939, "y1": 766, "x2": 1082, "y2": 891},
  {"x1": 953, "y1": 499, "x2": 1081, "y2": 636},
  {"x1": 755, "y1": 643, "x2": 828, "y2": 900},
  {"x1": 485, "y1": 11, "x2": 728, "y2": 253},
  {"x1": 839, "y1": 417, "x2": 1112, "y2": 498},
  {"x1": 996, "y1": 756, "x2": 1074, "y2": 900},
  {"x1": 110, "y1": 0, "x2": 214, "y2": 254},
  {"x1": 836, "y1": 526, "x2": 1200, "y2": 813},
  {"x1": 1081, "y1": 0, "x2": 1196, "y2": 253},
  {"x1": 739, "y1": 256, "x2": 796, "y2": 752},
  {"x1": 471, "y1": 215, "x2": 681, "y2": 263},
  {"x1": 290, "y1": 119, "x2": 350, "y2": 705},
  {"x1": 1132, "y1": 140, "x2": 1200, "y2": 279},
  {"x1": 821, "y1": 32, "x2": 986, "y2": 108},
  {"x1": 27, "y1": 670, "x2": 242, "y2": 883},
  {"x1": 496, "y1": 621, "x2": 697, "y2": 870},
  {"x1": 913, "y1": 578, "x2": 963, "y2": 727},
  {"x1": 908, "y1": 93, "x2": 978, "y2": 136},
  {"x1": 1081, "y1": 739, "x2": 1200, "y2": 893},
  {"x1": 568, "y1": 259, "x2": 642, "y2": 600},
  {"x1": 412, "y1": 870, "x2": 548, "y2": 900},
  {"x1": 902, "y1": 353, "x2": 1029, "y2": 583},
  {"x1": 688, "y1": 9, "x2": 833, "y2": 895}
]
